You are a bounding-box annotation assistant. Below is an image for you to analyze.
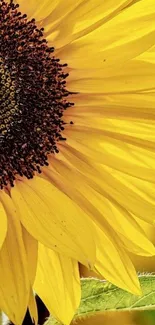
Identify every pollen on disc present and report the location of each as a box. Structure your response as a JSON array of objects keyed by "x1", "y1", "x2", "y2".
[{"x1": 0, "y1": 0, "x2": 74, "y2": 189}]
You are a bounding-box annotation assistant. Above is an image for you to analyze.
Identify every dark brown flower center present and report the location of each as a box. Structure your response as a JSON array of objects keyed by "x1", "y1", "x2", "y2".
[{"x1": 0, "y1": 0, "x2": 73, "y2": 188}]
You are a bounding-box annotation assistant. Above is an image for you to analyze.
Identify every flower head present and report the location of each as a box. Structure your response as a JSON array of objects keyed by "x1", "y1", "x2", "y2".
[{"x1": 1, "y1": 0, "x2": 155, "y2": 324}]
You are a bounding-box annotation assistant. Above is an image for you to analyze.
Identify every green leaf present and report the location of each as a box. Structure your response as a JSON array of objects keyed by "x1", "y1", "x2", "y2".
[
  {"x1": 0, "y1": 312, "x2": 2, "y2": 325},
  {"x1": 44, "y1": 316, "x2": 61, "y2": 325},
  {"x1": 44, "y1": 275, "x2": 155, "y2": 325}
]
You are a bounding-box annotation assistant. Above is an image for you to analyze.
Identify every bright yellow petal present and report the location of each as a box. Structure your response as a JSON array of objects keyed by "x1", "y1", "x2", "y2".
[
  {"x1": 63, "y1": 115, "x2": 155, "y2": 182},
  {"x1": 34, "y1": 244, "x2": 81, "y2": 325},
  {"x1": 47, "y1": 156, "x2": 155, "y2": 257},
  {"x1": 95, "y1": 223, "x2": 141, "y2": 295},
  {"x1": 66, "y1": 92, "x2": 155, "y2": 120},
  {"x1": 68, "y1": 60, "x2": 155, "y2": 94},
  {"x1": 48, "y1": 158, "x2": 142, "y2": 295},
  {"x1": 58, "y1": 0, "x2": 155, "y2": 68},
  {"x1": 69, "y1": 114, "x2": 155, "y2": 144},
  {"x1": 84, "y1": 187, "x2": 155, "y2": 256},
  {"x1": 0, "y1": 191, "x2": 29, "y2": 325},
  {"x1": 42, "y1": 0, "x2": 84, "y2": 35},
  {"x1": 0, "y1": 199, "x2": 7, "y2": 250},
  {"x1": 93, "y1": 165, "x2": 155, "y2": 225},
  {"x1": 16, "y1": 0, "x2": 59, "y2": 21},
  {"x1": 22, "y1": 225, "x2": 38, "y2": 324},
  {"x1": 11, "y1": 177, "x2": 96, "y2": 267},
  {"x1": 28, "y1": 288, "x2": 38, "y2": 325},
  {"x1": 136, "y1": 44, "x2": 155, "y2": 64},
  {"x1": 46, "y1": 0, "x2": 133, "y2": 48},
  {"x1": 60, "y1": 139, "x2": 155, "y2": 225},
  {"x1": 22, "y1": 226, "x2": 38, "y2": 284}
]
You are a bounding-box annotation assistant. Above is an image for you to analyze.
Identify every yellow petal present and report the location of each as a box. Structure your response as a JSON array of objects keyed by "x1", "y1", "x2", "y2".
[
  {"x1": 64, "y1": 117, "x2": 155, "y2": 182},
  {"x1": 66, "y1": 92, "x2": 155, "y2": 119},
  {"x1": 136, "y1": 44, "x2": 155, "y2": 64},
  {"x1": 86, "y1": 187, "x2": 155, "y2": 256},
  {"x1": 95, "y1": 165, "x2": 155, "y2": 225},
  {"x1": 22, "y1": 226, "x2": 38, "y2": 284},
  {"x1": 42, "y1": 1, "x2": 84, "y2": 35},
  {"x1": 95, "y1": 223, "x2": 141, "y2": 295},
  {"x1": 16, "y1": 0, "x2": 59, "y2": 21},
  {"x1": 46, "y1": 0, "x2": 133, "y2": 48},
  {"x1": 60, "y1": 141, "x2": 155, "y2": 225},
  {"x1": 28, "y1": 288, "x2": 38, "y2": 325},
  {"x1": 68, "y1": 60, "x2": 155, "y2": 94},
  {"x1": 0, "y1": 198, "x2": 7, "y2": 250},
  {"x1": 0, "y1": 191, "x2": 29, "y2": 325},
  {"x1": 11, "y1": 177, "x2": 96, "y2": 267},
  {"x1": 47, "y1": 157, "x2": 155, "y2": 257},
  {"x1": 44, "y1": 161, "x2": 142, "y2": 295},
  {"x1": 34, "y1": 244, "x2": 81, "y2": 325},
  {"x1": 22, "y1": 224, "x2": 38, "y2": 324},
  {"x1": 65, "y1": 113, "x2": 155, "y2": 149},
  {"x1": 58, "y1": 0, "x2": 155, "y2": 68}
]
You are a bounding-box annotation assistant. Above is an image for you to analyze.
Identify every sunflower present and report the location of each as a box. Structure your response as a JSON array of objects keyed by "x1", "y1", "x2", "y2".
[{"x1": 1, "y1": 0, "x2": 155, "y2": 324}]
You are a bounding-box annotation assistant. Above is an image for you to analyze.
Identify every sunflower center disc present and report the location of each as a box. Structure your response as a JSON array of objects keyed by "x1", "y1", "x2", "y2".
[{"x1": 0, "y1": 0, "x2": 73, "y2": 188}]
